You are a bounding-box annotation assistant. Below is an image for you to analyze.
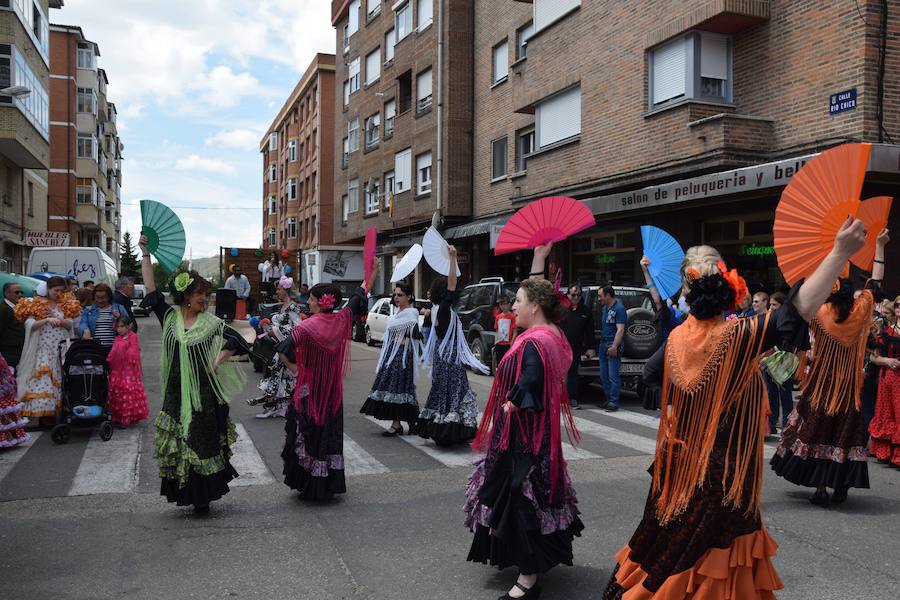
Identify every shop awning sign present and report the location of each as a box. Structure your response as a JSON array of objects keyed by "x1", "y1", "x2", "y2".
[{"x1": 25, "y1": 232, "x2": 69, "y2": 247}]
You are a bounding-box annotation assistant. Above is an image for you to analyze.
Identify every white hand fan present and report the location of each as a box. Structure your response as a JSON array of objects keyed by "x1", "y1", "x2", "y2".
[
  {"x1": 390, "y1": 244, "x2": 423, "y2": 283},
  {"x1": 423, "y1": 226, "x2": 461, "y2": 277}
]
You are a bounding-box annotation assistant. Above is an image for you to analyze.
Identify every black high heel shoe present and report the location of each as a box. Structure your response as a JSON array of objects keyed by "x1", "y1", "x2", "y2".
[
  {"x1": 381, "y1": 424, "x2": 404, "y2": 437},
  {"x1": 831, "y1": 485, "x2": 849, "y2": 505},
  {"x1": 498, "y1": 582, "x2": 541, "y2": 600},
  {"x1": 809, "y1": 489, "x2": 831, "y2": 508}
]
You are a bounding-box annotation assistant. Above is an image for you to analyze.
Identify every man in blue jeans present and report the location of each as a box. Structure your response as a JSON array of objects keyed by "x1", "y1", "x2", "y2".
[{"x1": 599, "y1": 286, "x2": 627, "y2": 412}]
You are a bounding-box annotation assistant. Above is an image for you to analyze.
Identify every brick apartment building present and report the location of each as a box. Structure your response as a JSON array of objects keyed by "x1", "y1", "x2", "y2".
[
  {"x1": 0, "y1": 0, "x2": 61, "y2": 273},
  {"x1": 48, "y1": 23, "x2": 123, "y2": 261},
  {"x1": 331, "y1": 0, "x2": 474, "y2": 294},
  {"x1": 260, "y1": 53, "x2": 335, "y2": 257},
  {"x1": 462, "y1": 0, "x2": 900, "y2": 291}
]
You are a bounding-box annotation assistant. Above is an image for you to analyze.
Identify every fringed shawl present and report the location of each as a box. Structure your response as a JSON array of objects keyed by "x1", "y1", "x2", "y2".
[
  {"x1": 423, "y1": 304, "x2": 489, "y2": 374},
  {"x1": 473, "y1": 326, "x2": 580, "y2": 503},
  {"x1": 161, "y1": 310, "x2": 246, "y2": 438},
  {"x1": 653, "y1": 313, "x2": 771, "y2": 526},
  {"x1": 802, "y1": 289, "x2": 873, "y2": 415},
  {"x1": 291, "y1": 308, "x2": 352, "y2": 426},
  {"x1": 107, "y1": 331, "x2": 142, "y2": 379},
  {"x1": 375, "y1": 307, "x2": 422, "y2": 374}
]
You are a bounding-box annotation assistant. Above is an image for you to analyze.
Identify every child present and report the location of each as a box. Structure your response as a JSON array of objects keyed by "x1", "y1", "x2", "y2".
[
  {"x1": 106, "y1": 316, "x2": 148, "y2": 428},
  {"x1": 492, "y1": 295, "x2": 517, "y2": 368}
]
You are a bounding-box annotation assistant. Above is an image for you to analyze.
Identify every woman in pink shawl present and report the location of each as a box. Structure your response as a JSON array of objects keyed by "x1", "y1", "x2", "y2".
[
  {"x1": 465, "y1": 244, "x2": 582, "y2": 600},
  {"x1": 276, "y1": 271, "x2": 375, "y2": 500},
  {"x1": 106, "y1": 315, "x2": 149, "y2": 427}
]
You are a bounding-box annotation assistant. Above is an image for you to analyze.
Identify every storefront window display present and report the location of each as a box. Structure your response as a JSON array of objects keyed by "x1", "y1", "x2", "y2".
[
  {"x1": 703, "y1": 212, "x2": 785, "y2": 293},
  {"x1": 571, "y1": 227, "x2": 639, "y2": 285}
]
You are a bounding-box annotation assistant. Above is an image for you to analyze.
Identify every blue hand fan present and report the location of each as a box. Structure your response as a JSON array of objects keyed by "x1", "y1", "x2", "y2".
[{"x1": 640, "y1": 225, "x2": 685, "y2": 300}]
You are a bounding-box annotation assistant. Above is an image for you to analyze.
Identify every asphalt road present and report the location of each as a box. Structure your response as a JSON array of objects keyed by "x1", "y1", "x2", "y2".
[{"x1": 1, "y1": 315, "x2": 898, "y2": 600}]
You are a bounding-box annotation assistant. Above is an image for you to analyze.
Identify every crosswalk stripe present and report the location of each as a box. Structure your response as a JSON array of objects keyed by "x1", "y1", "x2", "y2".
[
  {"x1": 561, "y1": 441, "x2": 602, "y2": 461},
  {"x1": 230, "y1": 423, "x2": 276, "y2": 487},
  {"x1": 69, "y1": 428, "x2": 141, "y2": 496},
  {"x1": 343, "y1": 434, "x2": 390, "y2": 476},
  {"x1": 365, "y1": 416, "x2": 475, "y2": 467},
  {"x1": 0, "y1": 431, "x2": 42, "y2": 486},
  {"x1": 572, "y1": 416, "x2": 658, "y2": 455},
  {"x1": 587, "y1": 408, "x2": 661, "y2": 430}
]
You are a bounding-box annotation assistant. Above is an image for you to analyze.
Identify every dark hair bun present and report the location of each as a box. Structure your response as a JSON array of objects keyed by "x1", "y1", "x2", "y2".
[{"x1": 685, "y1": 273, "x2": 736, "y2": 319}]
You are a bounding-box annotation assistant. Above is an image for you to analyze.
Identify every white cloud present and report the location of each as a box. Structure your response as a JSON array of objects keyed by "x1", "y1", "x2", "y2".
[
  {"x1": 204, "y1": 128, "x2": 264, "y2": 150},
  {"x1": 175, "y1": 154, "x2": 235, "y2": 174}
]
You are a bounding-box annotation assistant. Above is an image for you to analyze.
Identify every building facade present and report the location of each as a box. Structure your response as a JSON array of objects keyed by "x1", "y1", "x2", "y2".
[
  {"x1": 48, "y1": 23, "x2": 123, "y2": 262},
  {"x1": 330, "y1": 0, "x2": 474, "y2": 293},
  {"x1": 0, "y1": 0, "x2": 60, "y2": 273},
  {"x1": 260, "y1": 53, "x2": 336, "y2": 255},
  {"x1": 466, "y1": 0, "x2": 900, "y2": 291}
]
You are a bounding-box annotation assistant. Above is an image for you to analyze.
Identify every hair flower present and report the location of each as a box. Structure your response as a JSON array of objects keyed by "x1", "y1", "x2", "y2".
[
  {"x1": 279, "y1": 275, "x2": 294, "y2": 289},
  {"x1": 717, "y1": 260, "x2": 748, "y2": 311},
  {"x1": 686, "y1": 267, "x2": 701, "y2": 281},
  {"x1": 318, "y1": 293, "x2": 336, "y2": 311},
  {"x1": 174, "y1": 272, "x2": 194, "y2": 293}
]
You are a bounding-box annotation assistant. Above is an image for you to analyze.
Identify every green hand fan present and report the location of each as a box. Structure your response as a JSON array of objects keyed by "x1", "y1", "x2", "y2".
[{"x1": 140, "y1": 199, "x2": 186, "y2": 272}]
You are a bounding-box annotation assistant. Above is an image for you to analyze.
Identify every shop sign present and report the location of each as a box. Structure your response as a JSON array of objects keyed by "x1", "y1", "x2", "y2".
[
  {"x1": 489, "y1": 224, "x2": 504, "y2": 249},
  {"x1": 594, "y1": 253, "x2": 617, "y2": 265},
  {"x1": 829, "y1": 88, "x2": 857, "y2": 115},
  {"x1": 457, "y1": 251, "x2": 469, "y2": 265},
  {"x1": 25, "y1": 232, "x2": 69, "y2": 247},
  {"x1": 739, "y1": 244, "x2": 775, "y2": 257}
]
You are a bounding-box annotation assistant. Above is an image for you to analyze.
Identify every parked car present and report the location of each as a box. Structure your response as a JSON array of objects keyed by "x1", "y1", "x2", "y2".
[
  {"x1": 131, "y1": 284, "x2": 149, "y2": 317},
  {"x1": 365, "y1": 296, "x2": 393, "y2": 345},
  {"x1": 351, "y1": 295, "x2": 386, "y2": 342},
  {"x1": 577, "y1": 285, "x2": 663, "y2": 397},
  {"x1": 454, "y1": 278, "x2": 520, "y2": 374}
]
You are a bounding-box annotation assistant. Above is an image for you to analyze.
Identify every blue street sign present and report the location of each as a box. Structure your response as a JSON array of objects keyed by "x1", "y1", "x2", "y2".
[{"x1": 829, "y1": 88, "x2": 857, "y2": 115}]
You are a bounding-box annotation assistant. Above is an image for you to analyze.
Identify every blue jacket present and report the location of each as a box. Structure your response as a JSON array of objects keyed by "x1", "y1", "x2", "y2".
[{"x1": 77, "y1": 303, "x2": 128, "y2": 338}]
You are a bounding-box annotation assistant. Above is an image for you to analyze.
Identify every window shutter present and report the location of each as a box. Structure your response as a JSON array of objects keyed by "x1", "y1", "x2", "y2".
[
  {"x1": 417, "y1": 0, "x2": 433, "y2": 28},
  {"x1": 652, "y1": 37, "x2": 686, "y2": 104},
  {"x1": 366, "y1": 49, "x2": 381, "y2": 83},
  {"x1": 395, "y1": 148, "x2": 412, "y2": 192},
  {"x1": 493, "y1": 41, "x2": 508, "y2": 82},
  {"x1": 700, "y1": 33, "x2": 728, "y2": 80},
  {"x1": 349, "y1": 0, "x2": 360, "y2": 34},
  {"x1": 349, "y1": 57, "x2": 360, "y2": 79},
  {"x1": 385, "y1": 29, "x2": 395, "y2": 61},
  {"x1": 385, "y1": 100, "x2": 396, "y2": 119},
  {"x1": 534, "y1": 0, "x2": 580, "y2": 32},
  {"x1": 536, "y1": 86, "x2": 581, "y2": 148},
  {"x1": 416, "y1": 69, "x2": 432, "y2": 100}
]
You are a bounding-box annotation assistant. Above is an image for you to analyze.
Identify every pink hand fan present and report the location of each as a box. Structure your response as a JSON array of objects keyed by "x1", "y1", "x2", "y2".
[
  {"x1": 494, "y1": 196, "x2": 595, "y2": 256},
  {"x1": 364, "y1": 227, "x2": 377, "y2": 283}
]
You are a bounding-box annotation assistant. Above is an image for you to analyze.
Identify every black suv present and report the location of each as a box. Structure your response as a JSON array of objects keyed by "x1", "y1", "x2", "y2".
[{"x1": 454, "y1": 278, "x2": 519, "y2": 374}]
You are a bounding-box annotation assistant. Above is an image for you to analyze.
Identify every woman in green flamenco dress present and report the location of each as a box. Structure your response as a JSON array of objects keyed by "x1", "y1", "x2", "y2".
[{"x1": 139, "y1": 235, "x2": 250, "y2": 514}]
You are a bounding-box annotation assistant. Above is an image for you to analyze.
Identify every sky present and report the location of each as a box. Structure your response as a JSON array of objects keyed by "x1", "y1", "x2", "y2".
[{"x1": 52, "y1": 0, "x2": 335, "y2": 258}]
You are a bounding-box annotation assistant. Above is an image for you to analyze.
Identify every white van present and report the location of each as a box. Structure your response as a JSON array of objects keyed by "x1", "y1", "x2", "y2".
[{"x1": 27, "y1": 247, "x2": 119, "y2": 288}]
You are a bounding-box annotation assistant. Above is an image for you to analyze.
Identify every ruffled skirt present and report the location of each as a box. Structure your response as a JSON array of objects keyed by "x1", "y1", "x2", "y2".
[
  {"x1": 108, "y1": 374, "x2": 149, "y2": 426},
  {"x1": 282, "y1": 401, "x2": 346, "y2": 500},
  {"x1": 869, "y1": 369, "x2": 900, "y2": 466},
  {"x1": 416, "y1": 356, "x2": 477, "y2": 446},
  {"x1": 360, "y1": 354, "x2": 419, "y2": 425}
]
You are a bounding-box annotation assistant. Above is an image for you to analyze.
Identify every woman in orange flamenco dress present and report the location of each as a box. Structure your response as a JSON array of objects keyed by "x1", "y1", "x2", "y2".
[{"x1": 602, "y1": 218, "x2": 867, "y2": 599}]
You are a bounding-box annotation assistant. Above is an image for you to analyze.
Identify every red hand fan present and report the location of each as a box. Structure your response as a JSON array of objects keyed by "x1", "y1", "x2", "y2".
[
  {"x1": 494, "y1": 196, "x2": 595, "y2": 256},
  {"x1": 850, "y1": 196, "x2": 893, "y2": 271},
  {"x1": 774, "y1": 143, "x2": 872, "y2": 285},
  {"x1": 364, "y1": 227, "x2": 377, "y2": 283}
]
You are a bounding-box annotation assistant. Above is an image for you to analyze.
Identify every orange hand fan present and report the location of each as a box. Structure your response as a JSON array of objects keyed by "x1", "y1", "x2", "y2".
[
  {"x1": 774, "y1": 143, "x2": 873, "y2": 285},
  {"x1": 849, "y1": 196, "x2": 893, "y2": 271}
]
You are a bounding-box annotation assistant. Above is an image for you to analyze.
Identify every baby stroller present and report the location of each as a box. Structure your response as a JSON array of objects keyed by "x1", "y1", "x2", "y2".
[{"x1": 51, "y1": 339, "x2": 113, "y2": 444}]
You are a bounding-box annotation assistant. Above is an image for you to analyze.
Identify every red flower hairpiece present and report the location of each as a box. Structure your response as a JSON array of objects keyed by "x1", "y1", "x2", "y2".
[
  {"x1": 318, "y1": 293, "x2": 336, "y2": 311},
  {"x1": 686, "y1": 267, "x2": 701, "y2": 281},
  {"x1": 717, "y1": 260, "x2": 749, "y2": 311}
]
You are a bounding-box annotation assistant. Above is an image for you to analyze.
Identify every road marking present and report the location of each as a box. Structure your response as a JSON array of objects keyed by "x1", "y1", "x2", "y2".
[
  {"x1": 0, "y1": 431, "x2": 42, "y2": 486},
  {"x1": 587, "y1": 408, "x2": 661, "y2": 430},
  {"x1": 69, "y1": 428, "x2": 141, "y2": 496},
  {"x1": 343, "y1": 434, "x2": 390, "y2": 476},
  {"x1": 572, "y1": 416, "x2": 658, "y2": 455},
  {"x1": 230, "y1": 423, "x2": 276, "y2": 487},
  {"x1": 561, "y1": 441, "x2": 602, "y2": 461},
  {"x1": 365, "y1": 416, "x2": 475, "y2": 467}
]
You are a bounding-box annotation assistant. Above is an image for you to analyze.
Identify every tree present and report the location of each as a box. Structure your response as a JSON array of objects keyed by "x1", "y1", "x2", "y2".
[
  {"x1": 152, "y1": 260, "x2": 188, "y2": 291},
  {"x1": 119, "y1": 231, "x2": 141, "y2": 278}
]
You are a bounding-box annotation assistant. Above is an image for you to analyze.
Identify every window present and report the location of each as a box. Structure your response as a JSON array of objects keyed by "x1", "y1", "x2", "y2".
[
  {"x1": 268, "y1": 228, "x2": 276, "y2": 246},
  {"x1": 269, "y1": 164, "x2": 277, "y2": 182},
  {"x1": 349, "y1": 57, "x2": 361, "y2": 94},
  {"x1": 288, "y1": 217, "x2": 297, "y2": 239},
  {"x1": 417, "y1": 0, "x2": 433, "y2": 30},
  {"x1": 492, "y1": 40, "x2": 509, "y2": 84},
  {"x1": 77, "y1": 133, "x2": 96, "y2": 159},
  {"x1": 312, "y1": 172, "x2": 317, "y2": 194},
  {"x1": 395, "y1": 1, "x2": 412, "y2": 41},
  {"x1": 416, "y1": 68, "x2": 432, "y2": 111},
  {"x1": 365, "y1": 112, "x2": 381, "y2": 147},
  {"x1": 348, "y1": 178, "x2": 360, "y2": 213},
  {"x1": 342, "y1": 137, "x2": 349, "y2": 168},
  {"x1": 536, "y1": 85, "x2": 580, "y2": 148},
  {"x1": 367, "y1": 0, "x2": 382, "y2": 19},
  {"x1": 398, "y1": 70, "x2": 412, "y2": 113},
  {"x1": 395, "y1": 148, "x2": 411, "y2": 193},
  {"x1": 5, "y1": 0, "x2": 48, "y2": 58},
  {"x1": 365, "y1": 48, "x2": 381, "y2": 85},
  {"x1": 365, "y1": 178, "x2": 380, "y2": 215},
  {"x1": 385, "y1": 29, "x2": 395, "y2": 63},
  {"x1": 348, "y1": 0, "x2": 361, "y2": 36},
  {"x1": 76, "y1": 87, "x2": 96, "y2": 114},
  {"x1": 27, "y1": 180, "x2": 33, "y2": 216},
  {"x1": 288, "y1": 140, "x2": 297, "y2": 162},
  {"x1": 268, "y1": 132, "x2": 278, "y2": 150},
  {"x1": 343, "y1": 80, "x2": 350, "y2": 107},
  {"x1": 384, "y1": 100, "x2": 396, "y2": 135},
  {"x1": 416, "y1": 151, "x2": 432, "y2": 195},
  {"x1": 384, "y1": 170, "x2": 395, "y2": 208},
  {"x1": 288, "y1": 178, "x2": 298, "y2": 200},
  {"x1": 650, "y1": 32, "x2": 730, "y2": 108},
  {"x1": 491, "y1": 137, "x2": 507, "y2": 180},
  {"x1": 533, "y1": 0, "x2": 580, "y2": 34},
  {"x1": 516, "y1": 21, "x2": 534, "y2": 60},
  {"x1": 342, "y1": 194, "x2": 349, "y2": 222},
  {"x1": 348, "y1": 117, "x2": 360, "y2": 152},
  {"x1": 516, "y1": 126, "x2": 535, "y2": 172},
  {"x1": 76, "y1": 180, "x2": 96, "y2": 205},
  {"x1": 342, "y1": 24, "x2": 350, "y2": 53},
  {"x1": 3, "y1": 46, "x2": 49, "y2": 139},
  {"x1": 77, "y1": 44, "x2": 95, "y2": 69}
]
